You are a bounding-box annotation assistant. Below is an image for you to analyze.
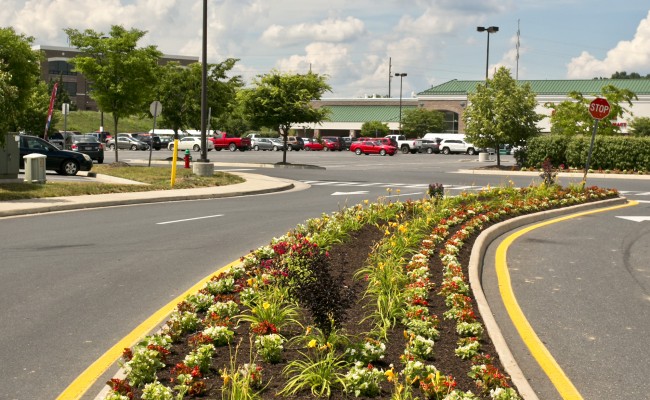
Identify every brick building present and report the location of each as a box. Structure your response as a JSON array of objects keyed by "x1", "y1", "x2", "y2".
[{"x1": 33, "y1": 45, "x2": 198, "y2": 111}]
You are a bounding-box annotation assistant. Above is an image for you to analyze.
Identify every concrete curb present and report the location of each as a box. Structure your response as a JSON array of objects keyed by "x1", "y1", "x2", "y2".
[
  {"x1": 468, "y1": 196, "x2": 628, "y2": 400},
  {"x1": 0, "y1": 172, "x2": 301, "y2": 218}
]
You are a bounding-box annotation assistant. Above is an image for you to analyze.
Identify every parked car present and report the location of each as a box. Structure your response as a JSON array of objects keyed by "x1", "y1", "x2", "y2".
[
  {"x1": 349, "y1": 140, "x2": 397, "y2": 156},
  {"x1": 322, "y1": 136, "x2": 344, "y2": 151},
  {"x1": 130, "y1": 133, "x2": 162, "y2": 150},
  {"x1": 106, "y1": 136, "x2": 149, "y2": 151},
  {"x1": 438, "y1": 138, "x2": 478, "y2": 155},
  {"x1": 70, "y1": 135, "x2": 104, "y2": 163},
  {"x1": 286, "y1": 136, "x2": 305, "y2": 151},
  {"x1": 358, "y1": 136, "x2": 397, "y2": 147},
  {"x1": 168, "y1": 136, "x2": 215, "y2": 152},
  {"x1": 302, "y1": 138, "x2": 324, "y2": 151},
  {"x1": 87, "y1": 131, "x2": 112, "y2": 143},
  {"x1": 252, "y1": 137, "x2": 274, "y2": 151},
  {"x1": 417, "y1": 139, "x2": 440, "y2": 154},
  {"x1": 269, "y1": 138, "x2": 286, "y2": 151},
  {"x1": 341, "y1": 137, "x2": 358, "y2": 150},
  {"x1": 19, "y1": 135, "x2": 93, "y2": 176}
]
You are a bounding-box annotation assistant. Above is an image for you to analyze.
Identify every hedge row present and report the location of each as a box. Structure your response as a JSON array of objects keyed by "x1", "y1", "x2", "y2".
[{"x1": 521, "y1": 135, "x2": 650, "y2": 172}]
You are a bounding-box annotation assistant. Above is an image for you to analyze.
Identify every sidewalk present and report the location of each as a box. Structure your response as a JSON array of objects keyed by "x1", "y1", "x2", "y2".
[{"x1": 0, "y1": 171, "x2": 300, "y2": 218}]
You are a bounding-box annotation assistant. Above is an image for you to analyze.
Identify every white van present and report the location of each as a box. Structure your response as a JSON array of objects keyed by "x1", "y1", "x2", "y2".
[{"x1": 422, "y1": 133, "x2": 466, "y2": 142}]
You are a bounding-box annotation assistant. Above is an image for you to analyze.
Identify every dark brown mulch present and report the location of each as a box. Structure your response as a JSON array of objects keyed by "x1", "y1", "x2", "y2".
[{"x1": 129, "y1": 222, "x2": 509, "y2": 399}]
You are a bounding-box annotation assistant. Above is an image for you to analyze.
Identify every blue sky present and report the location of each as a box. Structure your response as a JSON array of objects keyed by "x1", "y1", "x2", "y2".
[{"x1": 4, "y1": 0, "x2": 650, "y2": 98}]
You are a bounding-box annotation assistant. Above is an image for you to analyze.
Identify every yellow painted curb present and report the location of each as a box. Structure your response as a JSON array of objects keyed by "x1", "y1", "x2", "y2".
[
  {"x1": 495, "y1": 200, "x2": 638, "y2": 399},
  {"x1": 56, "y1": 259, "x2": 241, "y2": 400}
]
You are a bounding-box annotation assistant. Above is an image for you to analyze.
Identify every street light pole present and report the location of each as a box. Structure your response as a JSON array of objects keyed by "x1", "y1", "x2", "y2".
[
  {"x1": 476, "y1": 26, "x2": 499, "y2": 81},
  {"x1": 395, "y1": 72, "x2": 407, "y2": 134}
]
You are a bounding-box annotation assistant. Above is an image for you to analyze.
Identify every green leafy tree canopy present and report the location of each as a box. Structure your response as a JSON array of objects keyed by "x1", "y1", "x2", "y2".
[
  {"x1": 544, "y1": 84, "x2": 637, "y2": 136},
  {"x1": 239, "y1": 70, "x2": 331, "y2": 163},
  {"x1": 157, "y1": 59, "x2": 242, "y2": 137},
  {"x1": 360, "y1": 121, "x2": 390, "y2": 137},
  {"x1": 463, "y1": 66, "x2": 542, "y2": 166},
  {"x1": 0, "y1": 27, "x2": 42, "y2": 142},
  {"x1": 401, "y1": 108, "x2": 444, "y2": 137},
  {"x1": 629, "y1": 116, "x2": 650, "y2": 137},
  {"x1": 64, "y1": 25, "x2": 162, "y2": 161}
]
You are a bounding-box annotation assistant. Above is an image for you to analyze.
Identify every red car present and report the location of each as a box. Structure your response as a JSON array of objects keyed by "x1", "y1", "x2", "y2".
[
  {"x1": 350, "y1": 140, "x2": 397, "y2": 156},
  {"x1": 303, "y1": 138, "x2": 324, "y2": 151}
]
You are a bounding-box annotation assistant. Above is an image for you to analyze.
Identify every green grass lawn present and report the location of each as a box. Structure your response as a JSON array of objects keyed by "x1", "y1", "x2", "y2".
[
  {"x1": 53, "y1": 110, "x2": 155, "y2": 133},
  {"x1": 0, "y1": 166, "x2": 243, "y2": 201}
]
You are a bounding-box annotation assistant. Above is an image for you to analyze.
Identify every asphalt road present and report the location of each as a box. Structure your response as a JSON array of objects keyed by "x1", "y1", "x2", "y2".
[
  {"x1": 2, "y1": 149, "x2": 649, "y2": 399},
  {"x1": 481, "y1": 197, "x2": 650, "y2": 400}
]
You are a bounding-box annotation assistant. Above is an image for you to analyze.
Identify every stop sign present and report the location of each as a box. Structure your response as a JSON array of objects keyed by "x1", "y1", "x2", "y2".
[{"x1": 589, "y1": 98, "x2": 611, "y2": 120}]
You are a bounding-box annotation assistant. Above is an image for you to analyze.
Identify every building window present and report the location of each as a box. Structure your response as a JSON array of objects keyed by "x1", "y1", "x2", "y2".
[
  {"x1": 61, "y1": 82, "x2": 78, "y2": 97},
  {"x1": 48, "y1": 60, "x2": 76, "y2": 76},
  {"x1": 442, "y1": 111, "x2": 460, "y2": 133}
]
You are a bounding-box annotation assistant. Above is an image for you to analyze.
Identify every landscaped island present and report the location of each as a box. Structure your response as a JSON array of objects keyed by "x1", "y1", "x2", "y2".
[{"x1": 104, "y1": 184, "x2": 618, "y2": 400}]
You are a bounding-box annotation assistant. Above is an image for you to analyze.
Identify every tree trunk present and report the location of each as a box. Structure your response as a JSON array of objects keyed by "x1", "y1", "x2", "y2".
[{"x1": 114, "y1": 116, "x2": 119, "y2": 163}]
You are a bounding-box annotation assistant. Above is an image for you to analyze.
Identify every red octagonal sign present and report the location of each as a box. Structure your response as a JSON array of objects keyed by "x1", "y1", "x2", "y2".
[{"x1": 589, "y1": 97, "x2": 611, "y2": 120}]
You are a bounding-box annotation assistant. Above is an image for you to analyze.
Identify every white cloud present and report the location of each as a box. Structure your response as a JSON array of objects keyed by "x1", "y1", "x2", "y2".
[
  {"x1": 567, "y1": 10, "x2": 650, "y2": 78},
  {"x1": 261, "y1": 17, "x2": 365, "y2": 46}
]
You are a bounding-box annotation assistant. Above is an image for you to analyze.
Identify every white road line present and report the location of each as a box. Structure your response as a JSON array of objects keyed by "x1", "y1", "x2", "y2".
[{"x1": 157, "y1": 214, "x2": 224, "y2": 225}]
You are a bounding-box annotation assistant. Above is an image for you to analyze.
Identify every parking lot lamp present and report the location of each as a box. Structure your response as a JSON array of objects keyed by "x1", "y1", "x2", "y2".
[
  {"x1": 395, "y1": 72, "x2": 407, "y2": 134},
  {"x1": 476, "y1": 26, "x2": 499, "y2": 82}
]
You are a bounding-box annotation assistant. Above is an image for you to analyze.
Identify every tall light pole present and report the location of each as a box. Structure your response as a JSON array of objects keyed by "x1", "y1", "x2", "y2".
[
  {"x1": 395, "y1": 72, "x2": 407, "y2": 134},
  {"x1": 476, "y1": 26, "x2": 499, "y2": 81},
  {"x1": 199, "y1": 0, "x2": 208, "y2": 163}
]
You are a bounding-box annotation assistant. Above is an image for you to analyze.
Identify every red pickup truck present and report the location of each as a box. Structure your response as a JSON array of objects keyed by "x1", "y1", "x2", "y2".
[{"x1": 209, "y1": 132, "x2": 251, "y2": 152}]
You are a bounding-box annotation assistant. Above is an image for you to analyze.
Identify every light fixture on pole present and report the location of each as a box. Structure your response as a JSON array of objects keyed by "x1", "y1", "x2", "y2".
[
  {"x1": 476, "y1": 26, "x2": 498, "y2": 81},
  {"x1": 395, "y1": 72, "x2": 407, "y2": 134}
]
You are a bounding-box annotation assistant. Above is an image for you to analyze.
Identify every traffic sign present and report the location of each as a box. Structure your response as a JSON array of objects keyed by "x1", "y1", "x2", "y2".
[
  {"x1": 149, "y1": 101, "x2": 162, "y2": 117},
  {"x1": 589, "y1": 98, "x2": 610, "y2": 120}
]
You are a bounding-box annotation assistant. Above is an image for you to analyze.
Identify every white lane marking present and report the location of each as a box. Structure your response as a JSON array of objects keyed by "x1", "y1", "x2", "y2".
[
  {"x1": 616, "y1": 216, "x2": 650, "y2": 222},
  {"x1": 331, "y1": 191, "x2": 369, "y2": 196},
  {"x1": 385, "y1": 192, "x2": 424, "y2": 198},
  {"x1": 157, "y1": 214, "x2": 224, "y2": 225}
]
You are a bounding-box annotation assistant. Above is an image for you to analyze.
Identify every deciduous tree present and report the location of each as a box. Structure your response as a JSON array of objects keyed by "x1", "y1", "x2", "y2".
[
  {"x1": 239, "y1": 71, "x2": 331, "y2": 163},
  {"x1": 64, "y1": 25, "x2": 162, "y2": 162},
  {"x1": 545, "y1": 85, "x2": 637, "y2": 136},
  {"x1": 629, "y1": 116, "x2": 650, "y2": 137},
  {"x1": 0, "y1": 27, "x2": 42, "y2": 144},
  {"x1": 360, "y1": 121, "x2": 390, "y2": 137},
  {"x1": 401, "y1": 108, "x2": 444, "y2": 137},
  {"x1": 463, "y1": 67, "x2": 541, "y2": 166}
]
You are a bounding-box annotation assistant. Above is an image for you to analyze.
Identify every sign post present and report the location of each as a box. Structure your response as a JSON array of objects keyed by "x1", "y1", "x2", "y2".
[
  {"x1": 148, "y1": 101, "x2": 162, "y2": 168},
  {"x1": 583, "y1": 97, "x2": 611, "y2": 184}
]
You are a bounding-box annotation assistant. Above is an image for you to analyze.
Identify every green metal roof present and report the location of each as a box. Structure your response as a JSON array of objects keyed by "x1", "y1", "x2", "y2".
[
  {"x1": 418, "y1": 79, "x2": 650, "y2": 96},
  {"x1": 324, "y1": 105, "x2": 417, "y2": 123}
]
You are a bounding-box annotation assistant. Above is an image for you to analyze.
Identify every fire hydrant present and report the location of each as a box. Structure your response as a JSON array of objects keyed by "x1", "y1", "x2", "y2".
[{"x1": 184, "y1": 149, "x2": 191, "y2": 169}]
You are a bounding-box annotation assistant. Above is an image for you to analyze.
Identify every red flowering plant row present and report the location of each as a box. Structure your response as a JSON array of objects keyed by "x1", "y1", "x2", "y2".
[{"x1": 101, "y1": 184, "x2": 618, "y2": 400}]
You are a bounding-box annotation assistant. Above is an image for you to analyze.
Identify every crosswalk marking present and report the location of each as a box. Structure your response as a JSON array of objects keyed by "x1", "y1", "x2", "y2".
[{"x1": 300, "y1": 180, "x2": 485, "y2": 191}]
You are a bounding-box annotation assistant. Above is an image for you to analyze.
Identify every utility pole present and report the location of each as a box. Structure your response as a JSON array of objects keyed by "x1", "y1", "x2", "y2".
[{"x1": 388, "y1": 57, "x2": 392, "y2": 98}]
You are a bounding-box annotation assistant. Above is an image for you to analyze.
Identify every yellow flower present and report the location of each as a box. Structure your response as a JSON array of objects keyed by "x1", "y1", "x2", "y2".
[
  {"x1": 396, "y1": 189, "x2": 401, "y2": 194},
  {"x1": 247, "y1": 278, "x2": 254, "y2": 286},
  {"x1": 263, "y1": 302, "x2": 270, "y2": 310},
  {"x1": 308, "y1": 339, "x2": 318, "y2": 348},
  {"x1": 363, "y1": 199, "x2": 369, "y2": 204},
  {"x1": 305, "y1": 326, "x2": 312, "y2": 335},
  {"x1": 385, "y1": 369, "x2": 395, "y2": 382}
]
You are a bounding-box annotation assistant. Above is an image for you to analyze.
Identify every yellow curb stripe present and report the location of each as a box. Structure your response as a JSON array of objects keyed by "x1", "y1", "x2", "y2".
[
  {"x1": 56, "y1": 259, "x2": 240, "y2": 400},
  {"x1": 495, "y1": 200, "x2": 637, "y2": 399}
]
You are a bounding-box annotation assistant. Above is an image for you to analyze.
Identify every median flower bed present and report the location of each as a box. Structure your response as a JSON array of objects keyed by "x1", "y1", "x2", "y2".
[{"x1": 104, "y1": 184, "x2": 618, "y2": 400}]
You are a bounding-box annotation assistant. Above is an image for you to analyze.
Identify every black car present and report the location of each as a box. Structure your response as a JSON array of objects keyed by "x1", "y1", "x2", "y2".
[
  {"x1": 131, "y1": 133, "x2": 162, "y2": 150},
  {"x1": 19, "y1": 135, "x2": 93, "y2": 176},
  {"x1": 70, "y1": 135, "x2": 104, "y2": 163},
  {"x1": 417, "y1": 139, "x2": 440, "y2": 154}
]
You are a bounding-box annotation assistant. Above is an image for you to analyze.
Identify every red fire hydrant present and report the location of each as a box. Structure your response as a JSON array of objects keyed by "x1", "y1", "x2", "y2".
[{"x1": 184, "y1": 149, "x2": 191, "y2": 169}]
